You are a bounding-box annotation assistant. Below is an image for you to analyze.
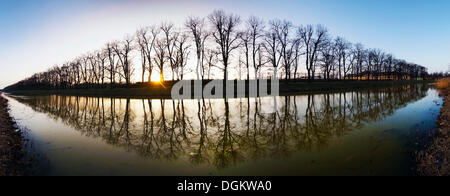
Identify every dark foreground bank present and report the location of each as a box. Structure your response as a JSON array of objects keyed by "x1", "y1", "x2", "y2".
[
  {"x1": 0, "y1": 94, "x2": 33, "y2": 176},
  {"x1": 416, "y1": 78, "x2": 450, "y2": 176},
  {"x1": 6, "y1": 80, "x2": 431, "y2": 98}
]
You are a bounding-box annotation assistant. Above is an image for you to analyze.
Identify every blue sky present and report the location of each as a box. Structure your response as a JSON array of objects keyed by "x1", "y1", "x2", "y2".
[{"x1": 1, "y1": 0, "x2": 449, "y2": 88}]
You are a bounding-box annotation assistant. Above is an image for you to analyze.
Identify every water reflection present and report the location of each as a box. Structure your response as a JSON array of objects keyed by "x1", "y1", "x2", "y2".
[{"x1": 13, "y1": 84, "x2": 429, "y2": 169}]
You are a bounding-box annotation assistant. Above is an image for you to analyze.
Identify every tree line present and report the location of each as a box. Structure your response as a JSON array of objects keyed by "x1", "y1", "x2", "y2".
[{"x1": 5, "y1": 10, "x2": 429, "y2": 91}]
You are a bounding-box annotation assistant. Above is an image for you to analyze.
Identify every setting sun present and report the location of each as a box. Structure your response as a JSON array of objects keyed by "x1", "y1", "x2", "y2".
[{"x1": 150, "y1": 73, "x2": 161, "y2": 82}]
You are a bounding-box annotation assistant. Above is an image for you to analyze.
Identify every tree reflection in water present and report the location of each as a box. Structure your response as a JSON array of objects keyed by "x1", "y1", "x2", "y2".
[{"x1": 14, "y1": 84, "x2": 429, "y2": 169}]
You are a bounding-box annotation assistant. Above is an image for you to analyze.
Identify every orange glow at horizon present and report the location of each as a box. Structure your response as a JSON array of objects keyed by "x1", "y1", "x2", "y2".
[{"x1": 150, "y1": 74, "x2": 161, "y2": 82}]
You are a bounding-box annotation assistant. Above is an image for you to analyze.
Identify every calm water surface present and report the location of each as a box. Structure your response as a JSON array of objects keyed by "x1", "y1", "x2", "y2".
[{"x1": 4, "y1": 84, "x2": 443, "y2": 176}]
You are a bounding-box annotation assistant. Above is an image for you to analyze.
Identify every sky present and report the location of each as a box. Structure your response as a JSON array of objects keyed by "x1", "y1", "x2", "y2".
[{"x1": 1, "y1": 0, "x2": 449, "y2": 88}]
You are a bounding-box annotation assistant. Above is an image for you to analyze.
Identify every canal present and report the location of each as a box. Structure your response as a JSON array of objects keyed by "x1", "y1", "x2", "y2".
[{"x1": 3, "y1": 83, "x2": 443, "y2": 175}]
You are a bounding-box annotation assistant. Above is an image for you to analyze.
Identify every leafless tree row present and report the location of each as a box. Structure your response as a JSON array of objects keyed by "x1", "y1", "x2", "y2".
[{"x1": 6, "y1": 10, "x2": 429, "y2": 91}]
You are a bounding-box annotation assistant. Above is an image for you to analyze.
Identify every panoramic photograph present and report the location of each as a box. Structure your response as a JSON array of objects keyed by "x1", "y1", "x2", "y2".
[{"x1": 0, "y1": 0, "x2": 449, "y2": 183}]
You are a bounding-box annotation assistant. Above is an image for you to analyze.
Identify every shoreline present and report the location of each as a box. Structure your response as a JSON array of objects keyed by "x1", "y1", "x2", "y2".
[
  {"x1": 5, "y1": 80, "x2": 431, "y2": 99},
  {"x1": 2, "y1": 79, "x2": 445, "y2": 176},
  {"x1": 0, "y1": 93, "x2": 32, "y2": 176},
  {"x1": 416, "y1": 78, "x2": 450, "y2": 176}
]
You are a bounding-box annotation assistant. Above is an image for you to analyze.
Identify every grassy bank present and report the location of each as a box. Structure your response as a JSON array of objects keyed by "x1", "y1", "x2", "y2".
[
  {"x1": 0, "y1": 93, "x2": 32, "y2": 176},
  {"x1": 416, "y1": 78, "x2": 450, "y2": 176},
  {"x1": 6, "y1": 80, "x2": 431, "y2": 99}
]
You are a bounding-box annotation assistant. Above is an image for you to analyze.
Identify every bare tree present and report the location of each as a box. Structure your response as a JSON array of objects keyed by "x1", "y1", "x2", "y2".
[
  {"x1": 319, "y1": 40, "x2": 336, "y2": 80},
  {"x1": 80, "y1": 54, "x2": 89, "y2": 85},
  {"x1": 254, "y1": 43, "x2": 267, "y2": 79},
  {"x1": 96, "y1": 50, "x2": 107, "y2": 85},
  {"x1": 153, "y1": 39, "x2": 167, "y2": 82},
  {"x1": 237, "y1": 53, "x2": 243, "y2": 80},
  {"x1": 161, "y1": 22, "x2": 179, "y2": 80},
  {"x1": 208, "y1": 10, "x2": 241, "y2": 81},
  {"x1": 384, "y1": 53, "x2": 394, "y2": 79},
  {"x1": 352, "y1": 43, "x2": 366, "y2": 80},
  {"x1": 204, "y1": 48, "x2": 219, "y2": 80},
  {"x1": 185, "y1": 16, "x2": 209, "y2": 80},
  {"x1": 247, "y1": 16, "x2": 265, "y2": 79},
  {"x1": 106, "y1": 42, "x2": 118, "y2": 86},
  {"x1": 334, "y1": 37, "x2": 351, "y2": 80},
  {"x1": 136, "y1": 26, "x2": 160, "y2": 83},
  {"x1": 273, "y1": 20, "x2": 298, "y2": 80},
  {"x1": 263, "y1": 25, "x2": 282, "y2": 80},
  {"x1": 113, "y1": 36, "x2": 134, "y2": 85},
  {"x1": 175, "y1": 33, "x2": 191, "y2": 80},
  {"x1": 369, "y1": 48, "x2": 385, "y2": 80},
  {"x1": 292, "y1": 40, "x2": 303, "y2": 79},
  {"x1": 239, "y1": 30, "x2": 251, "y2": 80},
  {"x1": 136, "y1": 28, "x2": 148, "y2": 83},
  {"x1": 298, "y1": 24, "x2": 328, "y2": 81},
  {"x1": 71, "y1": 59, "x2": 81, "y2": 86}
]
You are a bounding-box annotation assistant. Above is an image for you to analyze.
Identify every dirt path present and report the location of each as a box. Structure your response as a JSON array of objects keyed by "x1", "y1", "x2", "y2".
[
  {"x1": 416, "y1": 78, "x2": 450, "y2": 176},
  {"x1": 0, "y1": 93, "x2": 29, "y2": 176}
]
